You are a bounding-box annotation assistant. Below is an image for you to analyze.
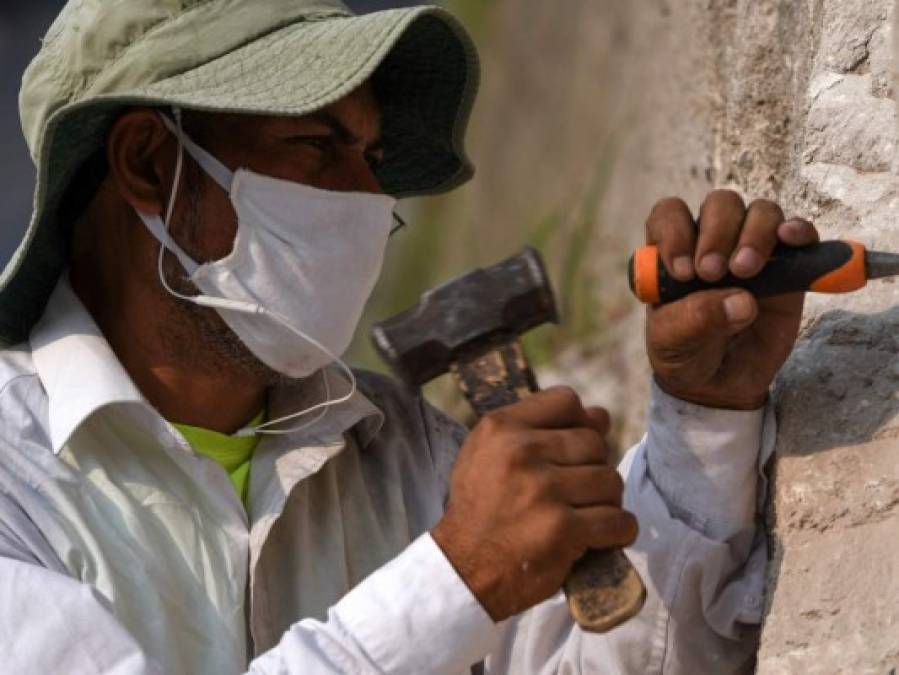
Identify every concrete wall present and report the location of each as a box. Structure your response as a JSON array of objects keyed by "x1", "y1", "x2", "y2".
[{"x1": 459, "y1": 0, "x2": 899, "y2": 670}]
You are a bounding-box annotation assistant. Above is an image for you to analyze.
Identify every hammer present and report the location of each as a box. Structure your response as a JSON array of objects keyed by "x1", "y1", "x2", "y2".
[{"x1": 371, "y1": 247, "x2": 646, "y2": 633}]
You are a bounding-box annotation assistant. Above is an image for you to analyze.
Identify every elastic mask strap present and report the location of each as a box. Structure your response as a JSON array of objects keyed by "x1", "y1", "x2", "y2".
[
  {"x1": 138, "y1": 211, "x2": 200, "y2": 276},
  {"x1": 148, "y1": 108, "x2": 213, "y2": 304},
  {"x1": 159, "y1": 112, "x2": 234, "y2": 193}
]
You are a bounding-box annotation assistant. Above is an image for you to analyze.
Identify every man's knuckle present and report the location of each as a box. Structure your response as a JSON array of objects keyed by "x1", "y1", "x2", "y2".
[
  {"x1": 705, "y1": 188, "x2": 745, "y2": 209},
  {"x1": 536, "y1": 508, "x2": 571, "y2": 545},
  {"x1": 747, "y1": 198, "x2": 785, "y2": 224},
  {"x1": 619, "y1": 512, "x2": 640, "y2": 544},
  {"x1": 550, "y1": 386, "x2": 581, "y2": 410},
  {"x1": 508, "y1": 437, "x2": 540, "y2": 467},
  {"x1": 651, "y1": 196, "x2": 689, "y2": 216},
  {"x1": 525, "y1": 469, "x2": 556, "y2": 500},
  {"x1": 595, "y1": 509, "x2": 625, "y2": 539},
  {"x1": 572, "y1": 427, "x2": 601, "y2": 450},
  {"x1": 601, "y1": 466, "x2": 625, "y2": 494},
  {"x1": 591, "y1": 406, "x2": 611, "y2": 427},
  {"x1": 479, "y1": 411, "x2": 507, "y2": 434}
]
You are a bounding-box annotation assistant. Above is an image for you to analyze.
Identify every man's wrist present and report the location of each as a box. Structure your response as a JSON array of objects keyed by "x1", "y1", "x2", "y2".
[
  {"x1": 653, "y1": 374, "x2": 769, "y2": 411},
  {"x1": 431, "y1": 517, "x2": 507, "y2": 622}
]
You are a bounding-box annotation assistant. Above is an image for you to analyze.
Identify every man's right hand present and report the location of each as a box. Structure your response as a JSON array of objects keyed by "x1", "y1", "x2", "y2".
[{"x1": 431, "y1": 388, "x2": 639, "y2": 622}]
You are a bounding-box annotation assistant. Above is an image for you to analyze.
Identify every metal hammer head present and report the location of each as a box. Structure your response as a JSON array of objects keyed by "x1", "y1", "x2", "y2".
[{"x1": 371, "y1": 247, "x2": 559, "y2": 387}]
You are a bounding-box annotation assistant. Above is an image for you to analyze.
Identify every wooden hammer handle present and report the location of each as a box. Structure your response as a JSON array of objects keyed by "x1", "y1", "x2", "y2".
[
  {"x1": 450, "y1": 341, "x2": 538, "y2": 416},
  {"x1": 450, "y1": 341, "x2": 646, "y2": 633}
]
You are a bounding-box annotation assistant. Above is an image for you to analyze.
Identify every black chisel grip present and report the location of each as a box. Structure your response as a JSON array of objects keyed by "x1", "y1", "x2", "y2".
[{"x1": 629, "y1": 240, "x2": 867, "y2": 305}]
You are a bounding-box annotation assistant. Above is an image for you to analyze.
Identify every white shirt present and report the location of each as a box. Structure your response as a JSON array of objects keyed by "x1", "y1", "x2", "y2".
[{"x1": 0, "y1": 276, "x2": 774, "y2": 674}]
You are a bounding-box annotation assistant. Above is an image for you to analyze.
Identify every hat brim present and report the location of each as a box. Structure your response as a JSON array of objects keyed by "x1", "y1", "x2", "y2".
[
  {"x1": 0, "y1": 7, "x2": 479, "y2": 347},
  {"x1": 137, "y1": 7, "x2": 480, "y2": 196}
]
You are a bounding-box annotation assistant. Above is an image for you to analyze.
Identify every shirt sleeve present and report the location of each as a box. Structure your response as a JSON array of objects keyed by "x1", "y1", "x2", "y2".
[
  {"x1": 483, "y1": 381, "x2": 775, "y2": 675},
  {"x1": 0, "y1": 533, "x2": 498, "y2": 675},
  {"x1": 0, "y1": 557, "x2": 161, "y2": 674},
  {"x1": 249, "y1": 535, "x2": 501, "y2": 674},
  {"x1": 0, "y1": 490, "x2": 161, "y2": 674}
]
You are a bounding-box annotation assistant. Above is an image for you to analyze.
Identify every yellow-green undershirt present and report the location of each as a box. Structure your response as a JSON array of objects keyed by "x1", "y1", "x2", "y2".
[{"x1": 173, "y1": 410, "x2": 265, "y2": 506}]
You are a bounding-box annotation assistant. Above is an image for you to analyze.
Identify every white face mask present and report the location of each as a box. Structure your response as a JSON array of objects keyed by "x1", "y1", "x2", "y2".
[{"x1": 136, "y1": 109, "x2": 397, "y2": 435}]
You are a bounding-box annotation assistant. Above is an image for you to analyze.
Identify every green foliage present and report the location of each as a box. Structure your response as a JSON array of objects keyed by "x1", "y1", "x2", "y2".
[{"x1": 522, "y1": 137, "x2": 619, "y2": 366}]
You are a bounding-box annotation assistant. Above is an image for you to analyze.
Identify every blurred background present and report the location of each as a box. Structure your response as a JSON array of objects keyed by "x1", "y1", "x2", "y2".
[{"x1": 1, "y1": 1, "x2": 658, "y2": 451}]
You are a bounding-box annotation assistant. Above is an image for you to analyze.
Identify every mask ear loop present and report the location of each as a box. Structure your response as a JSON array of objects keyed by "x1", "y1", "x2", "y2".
[
  {"x1": 154, "y1": 107, "x2": 357, "y2": 439},
  {"x1": 236, "y1": 308, "x2": 359, "y2": 438},
  {"x1": 155, "y1": 107, "x2": 201, "y2": 307}
]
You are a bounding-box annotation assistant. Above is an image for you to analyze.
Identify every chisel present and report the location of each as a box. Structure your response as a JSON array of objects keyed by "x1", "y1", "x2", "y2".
[{"x1": 628, "y1": 240, "x2": 899, "y2": 305}]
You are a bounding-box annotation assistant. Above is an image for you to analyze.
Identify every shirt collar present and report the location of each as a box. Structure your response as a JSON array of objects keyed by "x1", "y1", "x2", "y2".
[
  {"x1": 30, "y1": 274, "x2": 384, "y2": 454},
  {"x1": 30, "y1": 274, "x2": 146, "y2": 453}
]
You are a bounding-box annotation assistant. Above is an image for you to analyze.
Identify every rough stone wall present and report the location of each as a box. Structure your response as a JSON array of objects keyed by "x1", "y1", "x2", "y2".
[
  {"x1": 755, "y1": 1, "x2": 899, "y2": 670},
  {"x1": 453, "y1": 0, "x2": 899, "y2": 669},
  {"x1": 616, "y1": 0, "x2": 899, "y2": 669},
  {"x1": 616, "y1": 1, "x2": 899, "y2": 669}
]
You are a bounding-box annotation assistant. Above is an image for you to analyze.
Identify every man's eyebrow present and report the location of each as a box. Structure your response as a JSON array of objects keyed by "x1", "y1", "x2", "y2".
[{"x1": 303, "y1": 111, "x2": 383, "y2": 150}]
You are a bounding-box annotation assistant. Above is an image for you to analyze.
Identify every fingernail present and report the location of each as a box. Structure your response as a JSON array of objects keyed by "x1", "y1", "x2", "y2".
[
  {"x1": 699, "y1": 253, "x2": 727, "y2": 280},
  {"x1": 723, "y1": 293, "x2": 754, "y2": 324},
  {"x1": 672, "y1": 256, "x2": 694, "y2": 280},
  {"x1": 784, "y1": 219, "x2": 808, "y2": 235},
  {"x1": 732, "y1": 247, "x2": 763, "y2": 276}
]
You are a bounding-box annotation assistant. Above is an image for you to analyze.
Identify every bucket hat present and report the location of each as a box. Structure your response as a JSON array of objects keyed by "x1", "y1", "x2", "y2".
[{"x1": 3, "y1": 0, "x2": 480, "y2": 346}]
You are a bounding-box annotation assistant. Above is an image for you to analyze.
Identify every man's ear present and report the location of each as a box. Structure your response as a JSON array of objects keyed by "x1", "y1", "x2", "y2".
[{"x1": 106, "y1": 107, "x2": 175, "y2": 216}]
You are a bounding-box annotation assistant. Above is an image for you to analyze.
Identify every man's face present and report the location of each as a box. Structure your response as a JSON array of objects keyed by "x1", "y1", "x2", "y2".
[
  {"x1": 174, "y1": 83, "x2": 385, "y2": 263},
  {"x1": 148, "y1": 84, "x2": 386, "y2": 382}
]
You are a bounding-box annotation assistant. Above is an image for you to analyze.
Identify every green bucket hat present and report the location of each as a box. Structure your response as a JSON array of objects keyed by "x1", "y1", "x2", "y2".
[{"x1": 3, "y1": 0, "x2": 480, "y2": 347}]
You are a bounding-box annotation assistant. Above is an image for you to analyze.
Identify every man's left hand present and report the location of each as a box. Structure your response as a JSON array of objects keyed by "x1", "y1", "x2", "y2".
[{"x1": 645, "y1": 190, "x2": 819, "y2": 410}]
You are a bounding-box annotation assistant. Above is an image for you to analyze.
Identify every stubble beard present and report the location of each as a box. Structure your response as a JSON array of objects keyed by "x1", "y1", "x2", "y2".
[{"x1": 156, "y1": 163, "x2": 292, "y2": 388}]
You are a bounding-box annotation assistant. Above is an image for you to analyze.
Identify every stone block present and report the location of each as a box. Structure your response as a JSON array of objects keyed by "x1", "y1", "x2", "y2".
[{"x1": 804, "y1": 74, "x2": 896, "y2": 173}]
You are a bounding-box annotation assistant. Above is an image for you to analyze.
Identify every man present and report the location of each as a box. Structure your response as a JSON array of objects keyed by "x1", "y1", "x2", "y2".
[{"x1": 0, "y1": 1, "x2": 818, "y2": 673}]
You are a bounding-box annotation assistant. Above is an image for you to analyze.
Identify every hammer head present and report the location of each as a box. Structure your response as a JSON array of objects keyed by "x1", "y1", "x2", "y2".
[{"x1": 371, "y1": 247, "x2": 559, "y2": 387}]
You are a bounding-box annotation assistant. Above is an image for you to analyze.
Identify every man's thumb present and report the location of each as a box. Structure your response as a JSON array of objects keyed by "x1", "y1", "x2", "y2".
[
  {"x1": 720, "y1": 291, "x2": 757, "y2": 331},
  {"x1": 650, "y1": 289, "x2": 758, "y2": 353},
  {"x1": 681, "y1": 289, "x2": 758, "y2": 339}
]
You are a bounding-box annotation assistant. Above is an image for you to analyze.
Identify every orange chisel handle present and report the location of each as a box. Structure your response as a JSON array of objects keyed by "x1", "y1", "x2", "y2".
[{"x1": 628, "y1": 240, "x2": 868, "y2": 305}]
